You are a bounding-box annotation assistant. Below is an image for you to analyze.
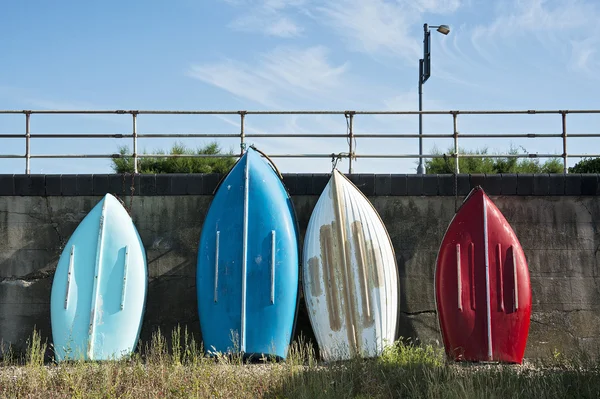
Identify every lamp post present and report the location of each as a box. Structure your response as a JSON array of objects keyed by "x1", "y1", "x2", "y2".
[{"x1": 417, "y1": 23, "x2": 450, "y2": 175}]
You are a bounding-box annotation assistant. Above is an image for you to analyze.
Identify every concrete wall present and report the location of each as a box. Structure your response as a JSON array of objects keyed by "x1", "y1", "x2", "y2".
[{"x1": 1, "y1": 173, "x2": 599, "y2": 359}]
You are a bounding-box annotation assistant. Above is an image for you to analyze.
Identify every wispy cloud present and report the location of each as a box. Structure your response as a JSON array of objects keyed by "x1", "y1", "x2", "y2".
[
  {"x1": 412, "y1": 0, "x2": 462, "y2": 14},
  {"x1": 471, "y1": 0, "x2": 600, "y2": 74},
  {"x1": 569, "y1": 37, "x2": 600, "y2": 78},
  {"x1": 223, "y1": 0, "x2": 306, "y2": 37},
  {"x1": 315, "y1": 0, "x2": 420, "y2": 62},
  {"x1": 313, "y1": 0, "x2": 461, "y2": 64},
  {"x1": 188, "y1": 45, "x2": 349, "y2": 108}
]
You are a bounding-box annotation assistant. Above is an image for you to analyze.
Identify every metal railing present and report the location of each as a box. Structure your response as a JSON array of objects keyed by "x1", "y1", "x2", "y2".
[{"x1": 1, "y1": 109, "x2": 600, "y2": 174}]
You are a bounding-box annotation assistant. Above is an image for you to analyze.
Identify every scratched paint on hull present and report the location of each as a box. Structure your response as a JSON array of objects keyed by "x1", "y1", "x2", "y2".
[
  {"x1": 303, "y1": 169, "x2": 399, "y2": 361},
  {"x1": 319, "y1": 224, "x2": 342, "y2": 332},
  {"x1": 307, "y1": 257, "x2": 322, "y2": 297}
]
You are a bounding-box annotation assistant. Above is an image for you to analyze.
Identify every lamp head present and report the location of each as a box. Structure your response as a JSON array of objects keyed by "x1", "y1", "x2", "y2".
[{"x1": 436, "y1": 25, "x2": 450, "y2": 35}]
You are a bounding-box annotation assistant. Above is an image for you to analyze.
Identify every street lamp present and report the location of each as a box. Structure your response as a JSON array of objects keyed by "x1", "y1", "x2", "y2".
[{"x1": 417, "y1": 23, "x2": 450, "y2": 175}]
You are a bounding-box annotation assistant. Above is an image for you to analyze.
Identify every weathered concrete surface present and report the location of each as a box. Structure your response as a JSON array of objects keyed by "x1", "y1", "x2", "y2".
[{"x1": 1, "y1": 194, "x2": 599, "y2": 359}]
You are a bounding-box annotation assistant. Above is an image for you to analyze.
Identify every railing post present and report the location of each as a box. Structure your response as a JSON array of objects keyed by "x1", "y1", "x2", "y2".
[
  {"x1": 239, "y1": 111, "x2": 246, "y2": 156},
  {"x1": 25, "y1": 111, "x2": 31, "y2": 174},
  {"x1": 453, "y1": 111, "x2": 459, "y2": 174},
  {"x1": 346, "y1": 111, "x2": 355, "y2": 174},
  {"x1": 132, "y1": 112, "x2": 138, "y2": 174},
  {"x1": 561, "y1": 111, "x2": 568, "y2": 174}
]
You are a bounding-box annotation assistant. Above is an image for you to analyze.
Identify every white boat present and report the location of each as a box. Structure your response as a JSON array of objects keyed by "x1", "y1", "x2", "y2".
[{"x1": 302, "y1": 169, "x2": 399, "y2": 361}]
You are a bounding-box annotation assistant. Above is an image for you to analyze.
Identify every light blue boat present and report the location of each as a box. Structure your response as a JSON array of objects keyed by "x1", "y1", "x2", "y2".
[
  {"x1": 50, "y1": 193, "x2": 147, "y2": 361},
  {"x1": 196, "y1": 147, "x2": 300, "y2": 360}
]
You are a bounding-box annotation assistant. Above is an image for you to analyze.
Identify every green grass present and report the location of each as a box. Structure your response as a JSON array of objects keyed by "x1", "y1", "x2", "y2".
[{"x1": 1, "y1": 329, "x2": 599, "y2": 398}]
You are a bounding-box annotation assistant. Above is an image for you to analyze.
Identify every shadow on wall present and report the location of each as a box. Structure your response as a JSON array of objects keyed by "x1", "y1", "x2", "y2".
[
  {"x1": 0, "y1": 273, "x2": 54, "y2": 361},
  {"x1": 375, "y1": 197, "x2": 418, "y2": 342},
  {"x1": 0, "y1": 196, "x2": 90, "y2": 361},
  {"x1": 132, "y1": 195, "x2": 208, "y2": 353},
  {"x1": 290, "y1": 196, "x2": 320, "y2": 358},
  {"x1": 372, "y1": 196, "x2": 458, "y2": 345}
]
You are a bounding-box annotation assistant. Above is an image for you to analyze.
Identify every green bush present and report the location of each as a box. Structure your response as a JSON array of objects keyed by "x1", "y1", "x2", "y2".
[
  {"x1": 569, "y1": 157, "x2": 600, "y2": 173},
  {"x1": 111, "y1": 141, "x2": 236, "y2": 174},
  {"x1": 425, "y1": 145, "x2": 563, "y2": 174}
]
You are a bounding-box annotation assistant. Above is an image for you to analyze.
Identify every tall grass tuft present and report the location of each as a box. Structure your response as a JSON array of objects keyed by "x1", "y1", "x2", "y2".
[
  {"x1": 25, "y1": 327, "x2": 47, "y2": 368},
  {"x1": 1, "y1": 327, "x2": 600, "y2": 398},
  {"x1": 379, "y1": 337, "x2": 444, "y2": 368}
]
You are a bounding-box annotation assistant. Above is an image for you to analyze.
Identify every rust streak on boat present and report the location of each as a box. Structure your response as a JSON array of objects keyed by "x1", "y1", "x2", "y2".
[
  {"x1": 320, "y1": 224, "x2": 341, "y2": 331},
  {"x1": 331, "y1": 173, "x2": 358, "y2": 356},
  {"x1": 364, "y1": 240, "x2": 379, "y2": 289},
  {"x1": 307, "y1": 256, "x2": 322, "y2": 297},
  {"x1": 372, "y1": 238, "x2": 385, "y2": 289},
  {"x1": 352, "y1": 221, "x2": 373, "y2": 328}
]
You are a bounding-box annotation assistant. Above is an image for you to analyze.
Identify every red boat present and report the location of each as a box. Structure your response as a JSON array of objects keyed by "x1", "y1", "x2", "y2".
[{"x1": 435, "y1": 186, "x2": 531, "y2": 363}]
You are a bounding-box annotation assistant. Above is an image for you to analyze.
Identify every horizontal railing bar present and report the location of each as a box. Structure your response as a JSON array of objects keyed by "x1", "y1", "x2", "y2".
[
  {"x1": 452, "y1": 154, "x2": 562, "y2": 158},
  {"x1": 21, "y1": 154, "x2": 239, "y2": 159},
  {"x1": 2, "y1": 153, "x2": 598, "y2": 160},
  {"x1": 0, "y1": 110, "x2": 242, "y2": 115},
  {"x1": 38, "y1": 134, "x2": 131, "y2": 139},
  {"x1": 0, "y1": 133, "x2": 245, "y2": 139},
  {"x1": 246, "y1": 133, "x2": 349, "y2": 138},
  {"x1": 29, "y1": 155, "x2": 125, "y2": 159},
  {"x1": 565, "y1": 133, "x2": 600, "y2": 138},
  {"x1": 138, "y1": 133, "x2": 240, "y2": 138},
  {"x1": 2, "y1": 109, "x2": 600, "y2": 115},
  {"x1": 4, "y1": 132, "x2": 596, "y2": 139},
  {"x1": 456, "y1": 133, "x2": 562, "y2": 138},
  {"x1": 450, "y1": 133, "x2": 599, "y2": 138}
]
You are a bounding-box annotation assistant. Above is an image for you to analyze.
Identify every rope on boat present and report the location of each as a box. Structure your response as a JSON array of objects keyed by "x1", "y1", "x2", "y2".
[{"x1": 250, "y1": 144, "x2": 284, "y2": 181}]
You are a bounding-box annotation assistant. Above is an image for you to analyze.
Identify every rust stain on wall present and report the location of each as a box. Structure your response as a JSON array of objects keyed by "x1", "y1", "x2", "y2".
[{"x1": 307, "y1": 256, "x2": 322, "y2": 297}]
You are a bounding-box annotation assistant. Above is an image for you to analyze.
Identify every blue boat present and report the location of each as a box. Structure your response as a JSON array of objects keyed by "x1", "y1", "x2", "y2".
[
  {"x1": 50, "y1": 194, "x2": 147, "y2": 361},
  {"x1": 196, "y1": 147, "x2": 299, "y2": 360}
]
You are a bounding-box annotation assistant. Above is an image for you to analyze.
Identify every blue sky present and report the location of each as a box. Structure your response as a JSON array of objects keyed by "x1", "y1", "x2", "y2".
[{"x1": 1, "y1": 0, "x2": 600, "y2": 174}]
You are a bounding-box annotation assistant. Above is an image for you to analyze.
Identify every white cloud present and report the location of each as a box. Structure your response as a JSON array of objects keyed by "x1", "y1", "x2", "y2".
[
  {"x1": 188, "y1": 46, "x2": 349, "y2": 108},
  {"x1": 413, "y1": 0, "x2": 462, "y2": 13},
  {"x1": 224, "y1": 0, "x2": 306, "y2": 37},
  {"x1": 482, "y1": 0, "x2": 595, "y2": 36},
  {"x1": 222, "y1": 0, "x2": 464, "y2": 67},
  {"x1": 569, "y1": 37, "x2": 599, "y2": 76},
  {"x1": 316, "y1": 0, "x2": 419, "y2": 62},
  {"x1": 314, "y1": 0, "x2": 461, "y2": 63},
  {"x1": 262, "y1": 0, "x2": 307, "y2": 10},
  {"x1": 228, "y1": 14, "x2": 303, "y2": 37},
  {"x1": 471, "y1": 0, "x2": 600, "y2": 73},
  {"x1": 188, "y1": 60, "x2": 278, "y2": 107},
  {"x1": 265, "y1": 16, "x2": 303, "y2": 37}
]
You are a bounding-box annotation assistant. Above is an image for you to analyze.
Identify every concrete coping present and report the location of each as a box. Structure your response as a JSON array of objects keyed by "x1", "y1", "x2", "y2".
[{"x1": 0, "y1": 173, "x2": 599, "y2": 197}]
